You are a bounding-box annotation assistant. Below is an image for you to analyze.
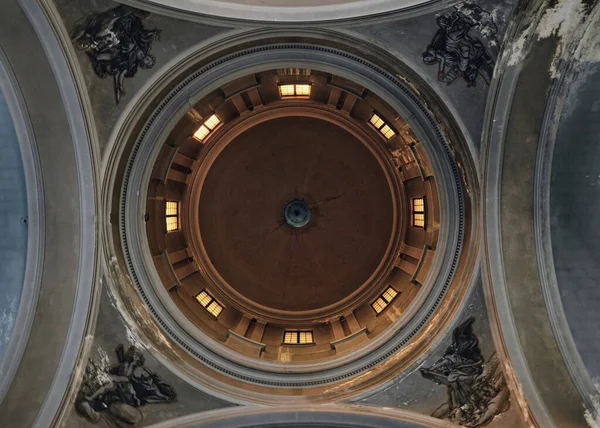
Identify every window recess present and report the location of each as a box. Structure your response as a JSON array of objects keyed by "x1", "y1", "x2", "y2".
[
  {"x1": 194, "y1": 290, "x2": 223, "y2": 317},
  {"x1": 371, "y1": 286, "x2": 399, "y2": 314},
  {"x1": 283, "y1": 330, "x2": 314, "y2": 345}
]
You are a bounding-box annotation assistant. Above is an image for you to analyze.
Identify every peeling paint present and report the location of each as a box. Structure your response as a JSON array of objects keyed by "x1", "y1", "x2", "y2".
[
  {"x1": 0, "y1": 295, "x2": 17, "y2": 348},
  {"x1": 537, "y1": 0, "x2": 587, "y2": 77},
  {"x1": 507, "y1": 0, "x2": 589, "y2": 76},
  {"x1": 584, "y1": 380, "x2": 600, "y2": 427}
]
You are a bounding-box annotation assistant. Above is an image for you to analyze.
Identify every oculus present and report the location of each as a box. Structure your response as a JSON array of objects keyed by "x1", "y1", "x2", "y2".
[{"x1": 284, "y1": 199, "x2": 311, "y2": 228}]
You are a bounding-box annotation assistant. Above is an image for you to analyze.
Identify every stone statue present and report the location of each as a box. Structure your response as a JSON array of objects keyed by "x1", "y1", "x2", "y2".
[
  {"x1": 422, "y1": 3, "x2": 497, "y2": 87},
  {"x1": 420, "y1": 317, "x2": 510, "y2": 427},
  {"x1": 70, "y1": 5, "x2": 161, "y2": 104},
  {"x1": 75, "y1": 344, "x2": 176, "y2": 426}
]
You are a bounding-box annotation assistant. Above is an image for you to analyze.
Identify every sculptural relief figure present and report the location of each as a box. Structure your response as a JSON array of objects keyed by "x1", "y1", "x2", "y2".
[
  {"x1": 75, "y1": 345, "x2": 177, "y2": 427},
  {"x1": 422, "y1": 3, "x2": 497, "y2": 87},
  {"x1": 420, "y1": 317, "x2": 510, "y2": 427},
  {"x1": 70, "y1": 5, "x2": 161, "y2": 103}
]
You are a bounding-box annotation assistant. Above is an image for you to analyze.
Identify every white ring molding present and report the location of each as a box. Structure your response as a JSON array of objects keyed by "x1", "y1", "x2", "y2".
[
  {"x1": 0, "y1": 46, "x2": 45, "y2": 407},
  {"x1": 18, "y1": 0, "x2": 98, "y2": 426},
  {"x1": 121, "y1": 0, "x2": 436, "y2": 23},
  {"x1": 147, "y1": 404, "x2": 453, "y2": 428}
]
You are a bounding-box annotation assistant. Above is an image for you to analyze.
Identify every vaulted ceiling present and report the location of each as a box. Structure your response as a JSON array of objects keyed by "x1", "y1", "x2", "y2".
[{"x1": 0, "y1": 0, "x2": 599, "y2": 427}]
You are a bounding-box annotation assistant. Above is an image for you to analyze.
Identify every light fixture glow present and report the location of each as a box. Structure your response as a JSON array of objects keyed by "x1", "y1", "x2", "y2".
[
  {"x1": 371, "y1": 297, "x2": 387, "y2": 314},
  {"x1": 380, "y1": 125, "x2": 396, "y2": 139},
  {"x1": 283, "y1": 330, "x2": 314, "y2": 344},
  {"x1": 204, "y1": 114, "x2": 220, "y2": 130},
  {"x1": 206, "y1": 301, "x2": 223, "y2": 317},
  {"x1": 382, "y1": 287, "x2": 398, "y2": 302},
  {"x1": 369, "y1": 114, "x2": 385, "y2": 129},
  {"x1": 193, "y1": 114, "x2": 222, "y2": 142},
  {"x1": 279, "y1": 84, "x2": 295, "y2": 97},
  {"x1": 369, "y1": 113, "x2": 396, "y2": 140},
  {"x1": 278, "y1": 83, "x2": 311, "y2": 98},
  {"x1": 165, "y1": 201, "x2": 179, "y2": 232},
  {"x1": 193, "y1": 125, "x2": 210, "y2": 142},
  {"x1": 195, "y1": 291, "x2": 212, "y2": 307},
  {"x1": 412, "y1": 198, "x2": 425, "y2": 228},
  {"x1": 371, "y1": 286, "x2": 400, "y2": 314},
  {"x1": 194, "y1": 289, "x2": 223, "y2": 318},
  {"x1": 295, "y1": 84, "x2": 311, "y2": 96}
]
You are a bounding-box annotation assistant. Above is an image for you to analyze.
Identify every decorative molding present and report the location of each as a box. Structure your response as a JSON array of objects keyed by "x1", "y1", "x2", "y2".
[
  {"x1": 116, "y1": 0, "x2": 443, "y2": 25},
  {"x1": 147, "y1": 404, "x2": 453, "y2": 428},
  {"x1": 17, "y1": 1, "x2": 99, "y2": 427},
  {"x1": 330, "y1": 328, "x2": 369, "y2": 352},
  {"x1": 0, "y1": 46, "x2": 45, "y2": 406}
]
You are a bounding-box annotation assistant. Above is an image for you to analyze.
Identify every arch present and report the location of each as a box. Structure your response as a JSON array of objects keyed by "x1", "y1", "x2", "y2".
[
  {"x1": 0, "y1": 45, "x2": 44, "y2": 406},
  {"x1": 0, "y1": 1, "x2": 98, "y2": 427},
  {"x1": 119, "y1": 0, "x2": 437, "y2": 24},
  {"x1": 146, "y1": 404, "x2": 451, "y2": 428}
]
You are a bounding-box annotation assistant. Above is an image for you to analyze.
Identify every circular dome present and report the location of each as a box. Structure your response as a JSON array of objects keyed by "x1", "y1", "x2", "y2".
[
  {"x1": 109, "y1": 37, "x2": 478, "y2": 401},
  {"x1": 198, "y1": 116, "x2": 394, "y2": 312}
]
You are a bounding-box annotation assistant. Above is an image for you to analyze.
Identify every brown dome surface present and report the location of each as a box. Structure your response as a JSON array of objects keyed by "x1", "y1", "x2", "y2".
[{"x1": 198, "y1": 116, "x2": 394, "y2": 311}]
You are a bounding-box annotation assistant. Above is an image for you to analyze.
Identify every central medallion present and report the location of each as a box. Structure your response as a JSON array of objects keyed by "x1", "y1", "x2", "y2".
[{"x1": 284, "y1": 199, "x2": 311, "y2": 228}]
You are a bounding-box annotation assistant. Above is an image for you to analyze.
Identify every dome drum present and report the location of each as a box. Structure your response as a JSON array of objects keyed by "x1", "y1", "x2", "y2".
[{"x1": 111, "y1": 38, "x2": 477, "y2": 401}]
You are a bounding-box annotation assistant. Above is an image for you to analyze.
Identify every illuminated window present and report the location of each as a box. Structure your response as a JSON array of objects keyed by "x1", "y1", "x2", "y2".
[
  {"x1": 380, "y1": 125, "x2": 396, "y2": 139},
  {"x1": 412, "y1": 197, "x2": 425, "y2": 228},
  {"x1": 278, "y1": 83, "x2": 311, "y2": 98},
  {"x1": 165, "y1": 201, "x2": 179, "y2": 232},
  {"x1": 194, "y1": 290, "x2": 223, "y2": 317},
  {"x1": 369, "y1": 113, "x2": 396, "y2": 140},
  {"x1": 193, "y1": 114, "x2": 222, "y2": 142},
  {"x1": 283, "y1": 330, "x2": 314, "y2": 345},
  {"x1": 371, "y1": 286, "x2": 400, "y2": 314},
  {"x1": 369, "y1": 114, "x2": 385, "y2": 129},
  {"x1": 203, "y1": 114, "x2": 220, "y2": 130},
  {"x1": 382, "y1": 286, "x2": 398, "y2": 302}
]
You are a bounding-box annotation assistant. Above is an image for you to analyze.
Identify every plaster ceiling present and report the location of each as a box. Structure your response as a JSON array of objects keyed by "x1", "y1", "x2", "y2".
[{"x1": 199, "y1": 116, "x2": 394, "y2": 311}]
